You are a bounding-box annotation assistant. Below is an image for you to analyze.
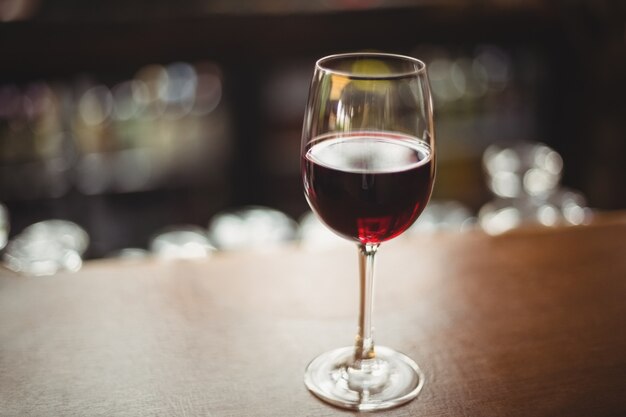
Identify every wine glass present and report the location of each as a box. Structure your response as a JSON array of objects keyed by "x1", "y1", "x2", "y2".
[{"x1": 301, "y1": 52, "x2": 435, "y2": 411}]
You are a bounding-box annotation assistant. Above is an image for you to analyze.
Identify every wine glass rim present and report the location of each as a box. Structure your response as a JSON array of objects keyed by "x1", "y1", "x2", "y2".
[{"x1": 316, "y1": 52, "x2": 426, "y2": 79}]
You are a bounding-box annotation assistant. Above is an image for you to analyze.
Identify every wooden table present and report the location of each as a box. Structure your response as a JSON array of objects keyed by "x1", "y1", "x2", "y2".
[{"x1": 1, "y1": 217, "x2": 625, "y2": 416}]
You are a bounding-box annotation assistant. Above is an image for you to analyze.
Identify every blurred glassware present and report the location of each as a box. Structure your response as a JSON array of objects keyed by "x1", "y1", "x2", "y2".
[
  {"x1": 134, "y1": 64, "x2": 168, "y2": 120},
  {"x1": 22, "y1": 220, "x2": 89, "y2": 255},
  {"x1": 483, "y1": 142, "x2": 563, "y2": 198},
  {"x1": 112, "y1": 80, "x2": 143, "y2": 121},
  {"x1": 416, "y1": 45, "x2": 512, "y2": 107},
  {"x1": 545, "y1": 188, "x2": 592, "y2": 226},
  {"x1": 160, "y1": 62, "x2": 197, "y2": 119},
  {"x1": 78, "y1": 85, "x2": 113, "y2": 126},
  {"x1": 479, "y1": 198, "x2": 536, "y2": 235},
  {"x1": 149, "y1": 225, "x2": 215, "y2": 260},
  {"x1": 1, "y1": 60, "x2": 226, "y2": 204},
  {"x1": 297, "y1": 210, "x2": 347, "y2": 250},
  {"x1": 2, "y1": 219, "x2": 88, "y2": 276},
  {"x1": 0, "y1": 203, "x2": 8, "y2": 250},
  {"x1": 409, "y1": 200, "x2": 475, "y2": 234},
  {"x1": 479, "y1": 189, "x2": 592, "y2": 235},
  {"x1": 0, "y1": 81, "x2": 72, "y2": 201},
  {"x1": 480, "y1": 141, "x2": 592, "y2": 235},
  {"x1": 207, "y1": 206, "x2": 297, "y2": 251}
]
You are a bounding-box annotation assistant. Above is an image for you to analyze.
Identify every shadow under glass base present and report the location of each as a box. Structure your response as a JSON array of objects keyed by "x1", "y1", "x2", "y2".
[{"x1": 304, "y1": 346, "x2": 424, "y2": 411}]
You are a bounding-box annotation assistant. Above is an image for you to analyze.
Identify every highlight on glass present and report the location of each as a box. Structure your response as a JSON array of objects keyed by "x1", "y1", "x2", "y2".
[{"x1": 301, "y1": 52, "x2": 436, "y2": 410}]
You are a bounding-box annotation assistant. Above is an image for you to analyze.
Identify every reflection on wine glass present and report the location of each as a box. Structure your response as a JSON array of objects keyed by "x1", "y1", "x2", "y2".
[{"x1": 301, "y1": 53, "x2": 436, "y2": 411}]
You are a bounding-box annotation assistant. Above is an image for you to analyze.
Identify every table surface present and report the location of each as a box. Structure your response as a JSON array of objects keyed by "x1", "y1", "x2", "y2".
[{"x1": 1, "y1": 217, "x2": 626, "y2": 417}]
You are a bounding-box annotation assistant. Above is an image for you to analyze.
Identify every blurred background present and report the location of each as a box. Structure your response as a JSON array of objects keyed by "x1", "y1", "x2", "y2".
[{"x1": 0, "y1": 0, "x2": 625, "y2": 262}]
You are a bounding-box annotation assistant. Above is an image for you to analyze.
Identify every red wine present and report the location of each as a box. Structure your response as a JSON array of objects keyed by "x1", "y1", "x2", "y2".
[{"x1": 303, "y1": 132, "x2": 434, "y2": 244}]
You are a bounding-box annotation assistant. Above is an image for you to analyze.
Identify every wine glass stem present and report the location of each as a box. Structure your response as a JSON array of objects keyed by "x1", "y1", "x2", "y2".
[{"x1": 354, "y1": 243, "x2": 379, "y2": 367}]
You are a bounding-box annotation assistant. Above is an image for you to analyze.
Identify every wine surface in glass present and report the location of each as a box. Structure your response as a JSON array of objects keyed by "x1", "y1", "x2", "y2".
[{"x1": 303, "y1": 132, "x2": 433, "y2": 244}]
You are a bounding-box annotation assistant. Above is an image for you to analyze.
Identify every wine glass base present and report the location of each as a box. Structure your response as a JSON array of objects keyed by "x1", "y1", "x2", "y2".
[{"x1": 304, "y1": 346, "x2": 424, "y2": 411}]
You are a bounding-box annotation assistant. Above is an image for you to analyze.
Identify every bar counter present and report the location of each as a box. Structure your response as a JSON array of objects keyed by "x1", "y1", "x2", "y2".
[{"x1": 1, "y1": 215, "x2": 625, "y2": 416}]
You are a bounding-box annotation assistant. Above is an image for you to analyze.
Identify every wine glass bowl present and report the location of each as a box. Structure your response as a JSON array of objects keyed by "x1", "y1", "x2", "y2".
[
  {"x1": 301, "y1": 53, "x2": 435, "y2": 411},
  {"x1": 303, "y1": 132, "x2": 433, "y2": 244}
]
